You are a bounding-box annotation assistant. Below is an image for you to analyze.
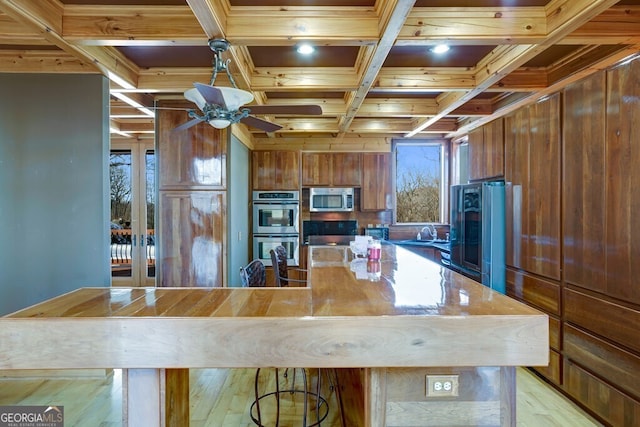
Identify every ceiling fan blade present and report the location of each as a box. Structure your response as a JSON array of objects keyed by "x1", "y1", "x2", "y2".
[
  {"x1": 193, "y1": 83, "x2": 227, "y2": 107},
  {"x1": 240, "y1": 115, "x2": 283, "y2": 133},
  {"x1": 172, "y1": 117, "x2": 202, "y2": 132},
  {"x1": 247, "y1": 105, "x2": 323, "y2": 116}
]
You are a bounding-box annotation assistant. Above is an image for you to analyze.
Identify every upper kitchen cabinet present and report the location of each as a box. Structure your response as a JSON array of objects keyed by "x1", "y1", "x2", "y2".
[
  {"x1": 504, "y1": 94, "x2": 561, "y2": 281},
  {"x1": 157, "y1": 101, "x2": 227, "y2": 190},
  {"x1": 252, "y1": 151, "x2": 300, "y2": 190},
  {"x1": 468, "y1": 118, "x2": 504, "y2": 181},
  {"x1": 302, "y1": 152, "x2": 362, "y2": 187},
  {"x1": 361, "y1": 153, "x2": 391, "y2": 211}
]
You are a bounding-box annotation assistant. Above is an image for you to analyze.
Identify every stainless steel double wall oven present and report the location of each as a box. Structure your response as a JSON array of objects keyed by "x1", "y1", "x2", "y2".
[{"x1": 252, "y1": 190, "x2": 300, "y2": 266}]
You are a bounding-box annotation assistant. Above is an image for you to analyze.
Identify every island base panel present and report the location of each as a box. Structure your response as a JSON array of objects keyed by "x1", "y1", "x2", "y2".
[{"x1": 340, "y1": 366, "x2": 516, "y2": 427}]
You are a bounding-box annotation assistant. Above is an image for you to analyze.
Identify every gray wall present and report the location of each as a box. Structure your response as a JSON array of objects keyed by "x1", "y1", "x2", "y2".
[
  {"x1": 227, "y1": 133, "x2": 250, "y2": 286},
  {"x1": 0, "y1": 73, "x2": 110, "y2": 315}
]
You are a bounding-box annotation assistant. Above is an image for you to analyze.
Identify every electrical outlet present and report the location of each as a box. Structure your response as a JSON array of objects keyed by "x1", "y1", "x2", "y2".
[{"x1": 426, "y1": 374, "x2": 459, "y2": 397}]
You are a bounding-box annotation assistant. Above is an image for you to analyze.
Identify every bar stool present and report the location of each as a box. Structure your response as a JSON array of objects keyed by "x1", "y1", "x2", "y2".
[
  {"x1": 270, "y1": 245, "x2": 307, "y2": 287},
  {"x1": 239, "y1": 259, "x2": 341, "y2": 426},
  {"x1": 264, "y1": 250, "x2": 346, "y2": 426},
  {"x1": 240, "y1": 259, "x2": 267, "y2": 287}
]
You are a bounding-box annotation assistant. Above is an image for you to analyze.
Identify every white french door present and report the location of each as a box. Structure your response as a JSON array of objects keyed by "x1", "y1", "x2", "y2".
[{"x1": 109, "y1": 141, "x2": 156, "y2": 287}]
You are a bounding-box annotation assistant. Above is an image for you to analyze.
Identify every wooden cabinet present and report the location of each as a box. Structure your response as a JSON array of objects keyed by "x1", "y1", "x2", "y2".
[
  {"x1": 157, "y1": 191, "x2": 226, "y2": 287},
  {"x1": 563, "y1": 72, "x2": 607, "y2": 293},
  {"x1": 301, "y1": 152, "x2": 362, "y2": 187},
  {"x1": 361, "y1": 153, "x2": 391, "y2": 211},
  {"x1": 157, "y1": 101, "x2": 226, "y2": 190},
  {"x1": 156, "y1": 101, "x2": 228, "y2": 288},
  {"x1": 468, "y1": 118, "x2": 504, "y2": 181},
  {"x1": 504, "y1": 95, "x2": 561, "y2": 280},
  {"x1": 252, "y1": 151, "x2": 300, "y2": 190}
]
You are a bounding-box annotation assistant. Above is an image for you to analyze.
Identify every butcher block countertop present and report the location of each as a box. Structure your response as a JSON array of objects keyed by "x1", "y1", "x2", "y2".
[{"x1": 0, "y1": 244, "x2": 548, "y2": 370}]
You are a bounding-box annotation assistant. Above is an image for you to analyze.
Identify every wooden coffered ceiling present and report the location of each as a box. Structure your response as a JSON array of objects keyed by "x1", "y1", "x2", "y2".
[{"x1": 1, "y1": 0, "x2": 640, "y2": 149}]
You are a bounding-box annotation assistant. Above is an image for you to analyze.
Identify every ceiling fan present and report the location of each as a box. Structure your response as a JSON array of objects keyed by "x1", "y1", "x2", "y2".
[{"x1": 176, "y1": 39, "x2": 322, "y2": 132}]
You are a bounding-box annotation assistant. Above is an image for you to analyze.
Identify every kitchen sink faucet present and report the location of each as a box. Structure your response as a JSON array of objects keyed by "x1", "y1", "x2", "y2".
[{"x1": 420, "y1": 224, "x2": 437, "y2": 240}]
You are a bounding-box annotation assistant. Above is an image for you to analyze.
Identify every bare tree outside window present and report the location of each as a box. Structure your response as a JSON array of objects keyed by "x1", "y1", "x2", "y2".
[
  {"x1": 395, "y1": 143, "x2": 443, "y2": 223},
  {"x1": 110, "y1": 152, "x2": 132, "y2": 226}
]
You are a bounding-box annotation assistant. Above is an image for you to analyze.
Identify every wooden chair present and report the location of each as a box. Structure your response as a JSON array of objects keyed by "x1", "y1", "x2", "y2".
[
  {"x1": 240, "y1": 259, "x2": 267, "y2": 287},
  {"x1": 270, "y1": 245, "x2": 307, "y2": 287}
]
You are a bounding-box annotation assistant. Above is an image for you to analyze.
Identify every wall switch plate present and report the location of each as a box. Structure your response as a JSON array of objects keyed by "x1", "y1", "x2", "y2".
[{"x1": 426, "y1": 374, "x2": 459, "y2": 397}]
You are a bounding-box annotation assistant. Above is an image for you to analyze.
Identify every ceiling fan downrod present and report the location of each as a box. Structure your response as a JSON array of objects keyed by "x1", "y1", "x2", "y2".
[{"x1": 208, "y1": 38, "x2": 240, "y2": 89}]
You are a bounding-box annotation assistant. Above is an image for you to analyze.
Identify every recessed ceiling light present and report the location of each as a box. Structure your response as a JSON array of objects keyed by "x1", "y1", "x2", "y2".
[
  {"x1": 430, "y1": 44, "x2": 450, "y2": 54},
  {"x1": 296, "y1": 44, "x2": 315, "y2": 55}
]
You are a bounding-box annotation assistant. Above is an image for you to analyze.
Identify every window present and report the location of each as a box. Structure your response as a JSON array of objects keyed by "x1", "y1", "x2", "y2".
[{"x1": 394, "y1": 140, "x2": 449, "y2": 223}]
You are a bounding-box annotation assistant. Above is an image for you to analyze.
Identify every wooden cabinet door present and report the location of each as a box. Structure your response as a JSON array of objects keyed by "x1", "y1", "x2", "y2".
[
  {"x1": 469, "y1": 118, "x2": 504, "y2": 181},
  {"x1": 527, "y1": 94, "x2": 561, "y2": 280},
  {"x1": 484, "y1": 118, "x2": 504, "y2": 179},
  {"x1": 603, "y1": 60, "x2": 640, "y2": 304},
  {"x1": 157, "y1": 101, "x2": 226, "y2": 190},
  {"x1": 332, "y1": 152, "x2": 362, "y2": 186},
  {"x1": 157, "y1": 191, "x2": 226, "y2": 287},
  {"x1": 302, "y1": 152, "x2": 362, "y2": 187},
  {"x1": 252, "y1": 151, "x2": 300, "y2": 190},
  {"x1": 563, "y1": 72, "x2": 607, "y2": 292},
  {"x1": 505, "y1": 108, "x2": 530, "y2": 271},
  {"x1": 468, "y1": 128, "x2": 484, "y2": 181},
  {"x1": 504, "y1": 96, "x2": 560, "y2": 280},
  {"x1": 361, "y1": 153, "x2": 391, "y2": 211},
  {"x1": 301, "y1": 152, "x2": 332, "y2": 186}
]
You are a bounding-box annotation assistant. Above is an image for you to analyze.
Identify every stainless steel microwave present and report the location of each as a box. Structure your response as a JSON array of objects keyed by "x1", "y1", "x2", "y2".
[{"x1": 309, "y1": 187, "x2": 354, "y2": 212}]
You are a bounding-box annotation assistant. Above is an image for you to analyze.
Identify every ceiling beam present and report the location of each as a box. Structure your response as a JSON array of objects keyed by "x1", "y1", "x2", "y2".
[
  {"x1": 0, "y1": 0, "x2": 140, "y2": 88},
  {"x1": 407, "y1": 0, "x2": 621, "y2": 137},
  {"x1": 338, "y1": 0, "x2": 416, "y2": 133},
  {"x1": 449, "y1": 43, "x2": 640, "y2": 138}
]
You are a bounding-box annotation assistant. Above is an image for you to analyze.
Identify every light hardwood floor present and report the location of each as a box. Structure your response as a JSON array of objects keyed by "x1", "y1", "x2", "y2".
[{"x1": 0, "y1": 368, "x2": 602, "y2": 426}]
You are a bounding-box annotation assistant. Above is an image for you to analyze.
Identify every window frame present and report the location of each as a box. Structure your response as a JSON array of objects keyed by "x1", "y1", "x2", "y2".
[{"x1": 392, "y1": 139, "x2": 450, "y2": 225}]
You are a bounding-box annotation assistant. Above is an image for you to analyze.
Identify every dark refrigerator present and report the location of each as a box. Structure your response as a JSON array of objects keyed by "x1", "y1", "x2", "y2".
[{"x1": 450, "y1": 181, "x2": 506, "y2": 294}]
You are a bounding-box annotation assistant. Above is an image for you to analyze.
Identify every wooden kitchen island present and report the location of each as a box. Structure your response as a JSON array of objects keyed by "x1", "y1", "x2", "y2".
[{"x1": 0, "y1": 244, "x2": 547, "y2": 426}]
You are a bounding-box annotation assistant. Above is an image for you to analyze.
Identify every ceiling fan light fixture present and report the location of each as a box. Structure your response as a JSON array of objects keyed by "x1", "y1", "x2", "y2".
[
  {"x1": 296, "y1": 44, "x2": 315, "y2": 55},
  {"x1": 208, "y1": 119, "x2": 231, "y2": 129},
  {"x1": 430, "y1": 44, "x2": 450, "y2": 55},
  {"x1": 184, "y1": 86, "x2": 254, "y2": 111}
]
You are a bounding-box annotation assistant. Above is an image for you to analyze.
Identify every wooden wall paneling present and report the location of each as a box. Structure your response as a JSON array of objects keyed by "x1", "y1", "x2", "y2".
[
  {"x1": 564, "y1": 358, "x2": 640, "y2": 427},
  {"x1": 156, "y1": 101, "x2": 226, "y2": 190},
  {"x1": 157, "y1": 191, "x2": 226, "y2": 287},
  {"x1": 564, "y1": 323, "x2": 640, "y2": 400},
  {"x1": 252, "y1": 150, "x2": 300, "y2": 190},
  {"x1": 504, "y1": 108, "x2": 530, "y2": 270},
  {"x1": 605, "y1": 59, "x2": 640, "y2": 305},
  {"x1": 564, "y1": 287, "x2": 640, "y2": 355},
  {"x1": 527, "y1": 94, "x2": 561, "y2": 280},
  {"x1": 562, "y1": 72, "x2": 607, "y2": 291}
]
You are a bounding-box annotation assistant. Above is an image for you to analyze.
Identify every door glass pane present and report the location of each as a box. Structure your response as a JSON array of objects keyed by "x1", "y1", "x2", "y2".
[
  {"x1": 110, "y1": 150, "x2": 132, "y2": 278},
  {"x1": 145, "y1": 150, "x2": 156, "y2": 279}
]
